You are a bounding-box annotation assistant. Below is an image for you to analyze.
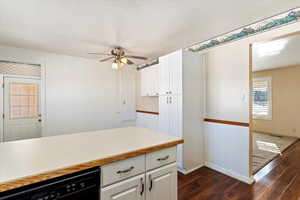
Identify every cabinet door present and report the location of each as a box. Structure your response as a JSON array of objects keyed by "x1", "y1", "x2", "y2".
[
  {"x1": 141, "y1": 67, "x2": 151, "y2": 96},
  {"x1": 151, "y1": 64, "x2": 159, "y2": 96},
  {"x1": 141, "y1": 65, "x2": 159, "y2": 96},
  {"x1": 146, "y1": 163, "x2": 177, "y2": 200},
  {"x1": 168, "y1": 95, "x2": 182, "y2": 138},
  {"x1": 168, "y1": 50, "x2": 182, "y2": 95},
  {"x1": 119, "y1": 68, "x2": 136, "y2": 121},
  {"x1": 140, "y1": 68, "x2": 147, "y2": 97},
  {"x1": 158, "y1": 55, "x2": 170, "y2": 96},
  {"x1": 101, "y1": 174, "x2": 145, "y2": 200},
  {"x1": 158, "y1": 96, "x2": 170, "y2": 134}
]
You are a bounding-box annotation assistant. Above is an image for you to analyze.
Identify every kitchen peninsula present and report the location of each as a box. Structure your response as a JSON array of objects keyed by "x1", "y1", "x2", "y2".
[{"x1": 0, "y1": 127, "x2": 183, "y2": 200}]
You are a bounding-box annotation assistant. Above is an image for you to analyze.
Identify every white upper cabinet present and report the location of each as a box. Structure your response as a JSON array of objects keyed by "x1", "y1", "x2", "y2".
[
  {"x1": 168, "y1": 51, "x2": 182, "y2": 95},
  {"x1": 141, "y1": 67, "x2": 149, "y2": 97},
  {"x1": 141, "y1": 64, "x2": 159, "y2": 97},
  {"x1": 159, "y1": 50, "x2": 182, "y2": 96},
  {"x1": 158, "y1": 55, "x2": 170, "y2": 96}
]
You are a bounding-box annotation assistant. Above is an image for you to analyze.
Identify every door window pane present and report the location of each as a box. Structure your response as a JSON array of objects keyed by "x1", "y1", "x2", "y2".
[{"x1": 10, "y1": 83, "x2": 39, "y2": 119}]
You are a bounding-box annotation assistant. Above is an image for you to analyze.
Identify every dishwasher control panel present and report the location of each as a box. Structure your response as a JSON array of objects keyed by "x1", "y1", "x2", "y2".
[
  {"x1": 0, "y1": 167, "x2": 100, "y2": 200},
  {"x1": 31, "y1": 176, "x2": 97, "y2": 200}
]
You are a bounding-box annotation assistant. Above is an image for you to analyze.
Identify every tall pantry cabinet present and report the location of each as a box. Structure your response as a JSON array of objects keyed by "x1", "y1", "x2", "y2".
[{"x1": 158, "y1": 49, "x2": 204, "y2": 173}]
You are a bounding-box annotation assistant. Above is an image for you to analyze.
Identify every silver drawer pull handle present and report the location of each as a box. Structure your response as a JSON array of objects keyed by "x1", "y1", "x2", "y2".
[
  {"x1": 140, "y1": 177, "x2": 144, "y2": 196},
  {"x1": 157, "y1": 155, "x2": 170, "y2": 161},
  {"x1": 116, "y1": 166, "x2": 134, "y2": 174},
  {"x1": 149, "y1": 175, "x2": 153, "y2": 191}
]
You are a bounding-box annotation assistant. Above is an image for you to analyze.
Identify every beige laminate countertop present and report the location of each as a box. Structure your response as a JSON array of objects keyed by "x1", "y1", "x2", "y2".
[{"x1": 0, "y1": 127, "x2": 183, "y2": 192}]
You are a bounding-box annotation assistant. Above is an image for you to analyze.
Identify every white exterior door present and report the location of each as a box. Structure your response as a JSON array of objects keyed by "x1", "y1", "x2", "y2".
[
  {"x1": 101, "y1": 174, "x2": 145, "y2": 200},
  {"x1": 3, "y1": 77, "x2": 41, "y2": 142},
  {"x1": 146, "y1": 163, "x2": 177, "y2": 200}
]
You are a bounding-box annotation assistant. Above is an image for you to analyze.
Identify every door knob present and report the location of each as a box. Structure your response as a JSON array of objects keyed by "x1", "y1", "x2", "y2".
[{"x1": 38, "y1": 119, "x2": 42, "y2": 122}]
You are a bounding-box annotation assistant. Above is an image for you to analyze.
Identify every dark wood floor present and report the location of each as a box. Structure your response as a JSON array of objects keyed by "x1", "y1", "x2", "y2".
[{"x1": 178, "y1": 141, "x2": 300, "y2": 200}]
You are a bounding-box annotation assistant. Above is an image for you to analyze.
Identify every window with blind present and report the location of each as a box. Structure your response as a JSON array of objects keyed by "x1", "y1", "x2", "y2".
[{"x1": 252, "y1": 77, "x2": 272, "y2": 120}]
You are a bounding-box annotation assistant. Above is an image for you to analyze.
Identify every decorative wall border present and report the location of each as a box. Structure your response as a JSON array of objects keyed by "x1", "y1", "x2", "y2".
[
  {"x1": 136, "y1": 59, "x2": 159, "y2": 70},
  {"x1": 188, "y1": 7, "x2": 300, "y2": 52}
]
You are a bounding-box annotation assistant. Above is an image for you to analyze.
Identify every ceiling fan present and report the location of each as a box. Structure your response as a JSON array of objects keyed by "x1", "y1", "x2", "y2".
[{"x1": 89, "y1": 47, "x2": 148, "y2": 70}]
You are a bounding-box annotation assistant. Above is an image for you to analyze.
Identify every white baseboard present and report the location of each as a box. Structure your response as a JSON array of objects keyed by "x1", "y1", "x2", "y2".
[
  {"x1": 205, "y1": 162, "x2": 254, "y2": 184},
  {"x1": 177, "y1": 164, "x2": 204, "y2": 175}
]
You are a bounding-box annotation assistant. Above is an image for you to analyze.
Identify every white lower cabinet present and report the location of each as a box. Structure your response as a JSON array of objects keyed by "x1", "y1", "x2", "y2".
[
  {"x1": 101, "y1": 174, "x2": 146, "y2": 200},
  {"x1": 101, "y1": 148, "x2": 178, "y2": 200},
  {"x1": 146, "y1": 163, "x2": 177, "y2": 200}
]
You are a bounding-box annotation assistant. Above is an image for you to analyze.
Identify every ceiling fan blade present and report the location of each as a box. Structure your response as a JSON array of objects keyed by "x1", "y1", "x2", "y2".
[
  {"x1": 125, "y1": 55, "x2": 148, "y2": 60},
  {"x1": 99, "y1": 56, "x2": 115, "y2": 62},
  {"x1": 126, "y1": 59, "x2": 135, "y2": 65},
  {"x1": 88, "y1": 52, "x2": 112, "y2": 56}
]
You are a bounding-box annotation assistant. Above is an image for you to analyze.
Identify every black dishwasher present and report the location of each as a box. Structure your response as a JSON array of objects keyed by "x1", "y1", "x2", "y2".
[{"x1": 0, "y1": 167, "x2": 100, "y2": 200}]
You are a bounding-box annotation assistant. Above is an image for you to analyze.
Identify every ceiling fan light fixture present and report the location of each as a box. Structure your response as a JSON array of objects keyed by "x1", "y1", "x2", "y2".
[
  {"x1": 90, "y1": 47, "x2": 147, "y2": 69},
  {"x1": 119, "y1": 61, "x2": 125, "y2": 68},
  {"x1": 112, "y1": 61, "x2": 119, "y2": 70},
  {"x1": 112, "y1": 60, "x2": 125, "y2": 70},
  {"x1": 121, "y1": 57, "x2": 128, "y2": 64}
]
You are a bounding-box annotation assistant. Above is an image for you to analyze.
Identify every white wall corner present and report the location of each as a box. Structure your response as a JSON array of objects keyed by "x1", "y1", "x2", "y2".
[
  {"x1": 177, "y1": 163, "x2": 205, "y2": 175},
  {"x1": 205, "y1": 161, "x2": 254, "y2": 184},
  {"x1": 0, "y1": 74, "x2": 3, "y2": 142}
]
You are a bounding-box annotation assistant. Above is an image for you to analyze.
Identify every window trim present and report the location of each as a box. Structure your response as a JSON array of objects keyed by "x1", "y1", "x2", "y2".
[{"x1": 252, "y1": 77, "x2": 272, "y2": 120}]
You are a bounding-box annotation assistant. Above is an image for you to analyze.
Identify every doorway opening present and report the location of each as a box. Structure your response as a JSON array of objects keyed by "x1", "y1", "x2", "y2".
[{"x1": 249, "y1": 32, "x2": 300, "y2": 175}]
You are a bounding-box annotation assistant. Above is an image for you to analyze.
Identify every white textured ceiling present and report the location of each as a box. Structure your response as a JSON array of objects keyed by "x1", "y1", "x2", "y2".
[
  {"x1": 0, "y1": 0, "x2": 299, "y2": 63},
  {"x1": 253, "y1": 33, "x2": 300, "y2": 71}
]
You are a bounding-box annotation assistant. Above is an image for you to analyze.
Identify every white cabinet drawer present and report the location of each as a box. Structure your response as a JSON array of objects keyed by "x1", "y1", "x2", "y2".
[
  {"x1": 101, "y1": 174, "x2": 145, "y2": 200},
  {"x1": 146, "y1": 147, "x2": 176, "y2": 171},
  {"x1": 102, "y1": 155, "x2": 145, "y2": 187}
]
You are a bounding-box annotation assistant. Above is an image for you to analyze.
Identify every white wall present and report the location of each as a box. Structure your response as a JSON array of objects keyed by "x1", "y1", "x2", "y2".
[
  {"x1": 182, "y1": 50, "x2": 205, "y2": 172},
  {"x1": 204, "y1": 122, "x2": 251, "y2": 183},
  {"x1": 0, "y1": 45, "x2": 135, "y2": 138},
  {"x1": 204, "y1": 22, "x2": 300, "y2": 122},
  {"x1": 203, "y1": 44, "x2": 250, "y2": 182},
  {"x1": 202, "y1": 22, "x2": 300, "y2": 183},
  {"x1": 205, "y1": 48, "x2": 249, "y2": 122},
  {"x1": 136, "y1": 112, "x2": 158, "y2": 131}
]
